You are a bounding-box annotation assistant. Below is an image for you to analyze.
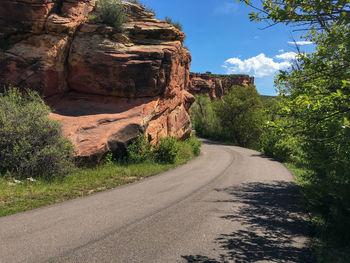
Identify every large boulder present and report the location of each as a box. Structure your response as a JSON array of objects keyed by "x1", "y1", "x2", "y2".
[
  {"x1": 47, "y1": 92, "x2": 159, "y2": 162},
  {"x1": 0, "y1": 1, "x2": 193, "y2": 162}
]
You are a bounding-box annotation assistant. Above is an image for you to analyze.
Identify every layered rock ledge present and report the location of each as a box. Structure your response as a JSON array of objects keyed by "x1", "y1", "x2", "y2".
[
  {"x1": 0, "y1": 1, "x2": 194, "y2": 162},
  {"x1": 188, "y1": 72, "x2": 255, "y2": 99}
]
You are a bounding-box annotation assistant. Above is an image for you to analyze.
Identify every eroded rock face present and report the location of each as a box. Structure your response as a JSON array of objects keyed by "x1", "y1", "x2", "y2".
[
  {"x1": 0, "y1": 1, "x2": 193, "y2": 162},
  {"x1": 188, "y1": 72, "x2": 255, "y2": 99},
  {"x1": 0, "y1": 0, "x2": 56, "y2": 35},
  {"x1": 47, "y1": 92, "x2": 159, "y2": 162},
  {"x1": 1, "y1": 34, "x2": 71, "y2": 97},
  {"x1": 0, "y1": 0, "x2": 95, "y2": 96}
]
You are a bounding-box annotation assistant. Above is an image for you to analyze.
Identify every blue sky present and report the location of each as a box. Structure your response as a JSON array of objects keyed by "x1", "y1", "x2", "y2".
[{"x1": 139, "y1": 0, "x2": 314, "y2": 95}]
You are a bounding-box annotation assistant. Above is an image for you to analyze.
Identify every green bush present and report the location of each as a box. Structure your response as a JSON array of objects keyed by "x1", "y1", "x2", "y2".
[
  {"x1": 260, "y1": 127, "x2": 303, "y2": 163},
  {"x1": 176, "y1": 142, "x2": 193, "y2": 162},
  {"x1": 186, "y1": 136, "x2": 202, "y2": 156},
  {"x1": 0, "y1": 88, "x2": 74, "y2": 179},
  {"x1": 104, "y1": 152, "x2": 114, "y2": 165},
  {"x1": 154, "y1": 137, "x2": 179, "y2": 164},
  {"x1": 126, "y1": 135, "x2": 153, "y2": 163},
  {"x1": 97, "y1": 0, "x2": 126, "y2": 30},
  {"x1": 126, "y1": 135, "x2": 201, "y2": 164}
]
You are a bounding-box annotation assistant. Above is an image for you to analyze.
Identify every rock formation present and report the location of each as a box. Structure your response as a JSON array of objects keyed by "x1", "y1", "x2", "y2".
[
  {"x1": 0, "y1": 1, "x2": 194, "y2": 162},
  {"x1": 188, "y1": 72, "x2": 254, "y2": 99}
]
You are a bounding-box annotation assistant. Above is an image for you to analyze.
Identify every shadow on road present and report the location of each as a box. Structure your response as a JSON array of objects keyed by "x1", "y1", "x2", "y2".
[
  {"x1": 182, "y1": 181, "x2": 315, "y2": 263},
  {"x1": 181, "y1": 255, "x2": 222, "y2": 263}
]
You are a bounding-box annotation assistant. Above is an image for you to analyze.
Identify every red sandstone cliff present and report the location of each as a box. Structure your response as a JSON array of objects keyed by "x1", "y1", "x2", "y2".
[
  {"x1": 0, "y1": 1, "x2": 194, "y2": 162},
  {"x1": 188, "y1": 72, "x2": 254, "y2": 99}
]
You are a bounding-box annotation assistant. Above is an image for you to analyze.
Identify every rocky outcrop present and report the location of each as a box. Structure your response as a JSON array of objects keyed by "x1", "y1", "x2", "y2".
[
  {"x1": 188, "y1": 72, "x2": 254, "y2": 99},
  {"x1": 0, "y1": 1, "x2": 193, "y2": 162}
]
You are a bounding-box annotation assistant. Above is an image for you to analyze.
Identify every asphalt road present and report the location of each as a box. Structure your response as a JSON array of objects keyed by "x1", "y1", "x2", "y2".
[{"x1": 0, "y1": 140, "x2": 314, "y2": 263}]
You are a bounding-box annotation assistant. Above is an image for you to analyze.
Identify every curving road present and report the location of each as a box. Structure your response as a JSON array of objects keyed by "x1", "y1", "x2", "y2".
[{"x1": 0, "y1": 140, "x2": 314, "y2": 263}]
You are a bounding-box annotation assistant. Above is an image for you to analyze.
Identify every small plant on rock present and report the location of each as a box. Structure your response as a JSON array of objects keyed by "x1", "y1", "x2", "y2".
[
  {"x1": 164, "y1": 16, "x2": 183, "y2": 31},
  {"x1": 97, "y1": 0, "x2": 126, "y2": 30}
]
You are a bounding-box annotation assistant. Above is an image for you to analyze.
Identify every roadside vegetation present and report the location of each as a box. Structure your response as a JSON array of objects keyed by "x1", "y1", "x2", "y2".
[
  {"x1": 191, "y1": 85, "x2": 263, "y2": 149},
  {"x1": 191, "y1": 0, "x2": 350, "y2": 261},
  {"x1": 0, "y1": 88, "x2": 74, "y2": 180},
  {"x1": 0, "y1": 87, "x2": 201, "y2": 217}
]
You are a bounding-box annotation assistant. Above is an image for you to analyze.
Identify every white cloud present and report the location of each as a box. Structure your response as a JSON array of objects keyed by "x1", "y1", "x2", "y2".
[
  {"x1": 214, "y1": 2, "x2": 238, "y2": 14},
  {"x1": 275, "y1": 52, "x2": 297, "y2": 60},
  {"x1": 223, "y1": 53, "x2": 292, "y2": 78},
  {"x1": 288, "y1": 41, "x2": 313, "y2": 46},
  {"x1": 278, "y1": 49, "x2": 284, "y2": 53}
]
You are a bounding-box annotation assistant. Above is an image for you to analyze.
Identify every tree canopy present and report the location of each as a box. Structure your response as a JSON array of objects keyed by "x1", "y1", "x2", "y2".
[{"x1": 239, "y1": 0, "x2": 350, "y2": 252}]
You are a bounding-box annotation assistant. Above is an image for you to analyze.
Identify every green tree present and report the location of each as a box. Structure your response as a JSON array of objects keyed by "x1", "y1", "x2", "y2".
[
  {"x1": 239, "y1": 0, "x2": 350, "y2": 30},
  {"x1": 190, "y1": 94, "x2": 226, "y2": 141},
  {"x1": 213, "y1": 85, "x2": 264, "y2": 148},
  {"x1": 259, "y1": 97, "x2": 303, "y2": 163},
  {"x1": 239, "y1": 0, "x2": 350, "y2": 252}
]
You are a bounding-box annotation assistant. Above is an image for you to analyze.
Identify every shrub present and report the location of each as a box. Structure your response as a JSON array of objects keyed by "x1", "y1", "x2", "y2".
[
  {"x1": 154, "y1": 137, "x2": 179, "y2": 164},
  {"x1": 126, "y1": 135, "x2": 153, "y2": 163},
  {"x1": 104, "y1": 152, "x2": 114, "y2": 165},
  {"x1": 126, "y1": 135, "x2": 201, "y2": 164},
  {"x1": 0, "y1": 87, "x2": 74, "y2": 179},
  {"x1": 96, "y1": 0, "x2": 126, "y2": 30},
  {"x1": 186, "y1": 136, "x2": 202, "y2": 156},
  {"x1": 164, "y1": 16, "x2": 183, "y2": 31},
  {"x1": 260, "y1": 126, "x2": 303, "y2": 163},
  {"x1": 174, "y1": 136, "x2": 202, "y2": 163}
]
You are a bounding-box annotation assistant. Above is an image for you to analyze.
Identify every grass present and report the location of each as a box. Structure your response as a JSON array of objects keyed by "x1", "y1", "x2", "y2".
[
  {"x1": 285, "y1": 163, "x2": 350, "y2": 263},
  {"x1": 0, "y1": 139, "x2": 199, "y2": 217}
]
